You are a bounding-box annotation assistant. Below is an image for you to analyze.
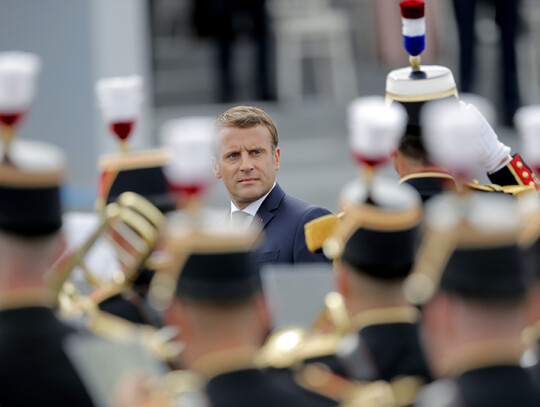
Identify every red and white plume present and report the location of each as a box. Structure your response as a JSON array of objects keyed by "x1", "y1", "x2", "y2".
[{"x1": 96, "y1": 75, "x2": 143, "y2": 142}]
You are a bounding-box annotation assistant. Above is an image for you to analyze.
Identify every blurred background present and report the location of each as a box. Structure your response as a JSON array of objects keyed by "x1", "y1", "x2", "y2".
[{"x1": 2, "y1": 0, "x2": 540, "y2": 213}]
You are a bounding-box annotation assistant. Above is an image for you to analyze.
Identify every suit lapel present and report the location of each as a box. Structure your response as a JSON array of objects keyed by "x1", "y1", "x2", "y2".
[{"x1": 252, "y1": 183, "x2": 285, "y2": 230}]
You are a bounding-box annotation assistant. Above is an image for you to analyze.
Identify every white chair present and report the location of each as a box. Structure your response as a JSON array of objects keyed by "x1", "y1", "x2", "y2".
[{"x1": 269, "y1": 0, "x2": 358, "y2": 104}]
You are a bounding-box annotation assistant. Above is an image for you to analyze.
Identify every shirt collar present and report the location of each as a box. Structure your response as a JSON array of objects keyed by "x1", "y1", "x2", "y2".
[{"x1": 230, "y1": 182, "x2": 276, "y2": 217}]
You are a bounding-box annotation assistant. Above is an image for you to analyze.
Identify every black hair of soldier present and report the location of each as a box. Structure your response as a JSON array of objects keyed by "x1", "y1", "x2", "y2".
[{"x1": 397, "y1": 96, "x2": 459, "y2": 165}]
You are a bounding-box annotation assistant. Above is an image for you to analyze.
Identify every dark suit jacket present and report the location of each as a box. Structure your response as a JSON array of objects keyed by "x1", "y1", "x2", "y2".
[
  {"x1": 0, "y1": 306, "x2": 95, "y2": 406},
  {"x1": 252, "y1": 183, "x2": 332, "y2": 264}
]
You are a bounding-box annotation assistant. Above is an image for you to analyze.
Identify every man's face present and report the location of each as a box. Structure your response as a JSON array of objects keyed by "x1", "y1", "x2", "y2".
[{"x1": 213, "y1": 124, "x2": 280, "y2": 209}]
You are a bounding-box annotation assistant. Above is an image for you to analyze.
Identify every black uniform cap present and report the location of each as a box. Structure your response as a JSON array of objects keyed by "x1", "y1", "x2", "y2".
[
  {"x1": 441, "y1": 244, "x2": 527, "y2": 300},
  {"x1": 338, "y1": 178, "x2": 422, "y2": 279},
  {"x1": 386, "y1": 65, "x2": 459, "y2": 160},
  {"x1": 175, "y1": 250, "x2": 261, "y2": 303},
  {"x1": 429, "y1": 192, "x2": 529, "y2": 301},
  {"x1": 0, "y1": 140, "x2": 64, "y2": 237},
  {"x1": 98, "y1": 149, "x2": 176, "y2": 214}
]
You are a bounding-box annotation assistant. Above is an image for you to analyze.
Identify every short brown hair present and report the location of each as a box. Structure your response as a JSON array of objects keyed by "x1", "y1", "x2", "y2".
[
  {"x1": 398, "y1": 133, "x2": 432, "y2": 166},
  {"x1": 215, "y1": 106, "x2": 279, "y2": 151}
]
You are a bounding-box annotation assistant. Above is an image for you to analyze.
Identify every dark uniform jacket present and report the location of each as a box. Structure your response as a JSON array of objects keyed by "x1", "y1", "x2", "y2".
[
  {"x1": 0, "y1": 306, "x2": 95, "y2": 406},
  {"x1": 400, "y1": 154, "x2": 539, "y2": 203},
  {"x1": 400, "y1": 172, "x2": 456, "y2": 203},
  {"x1": 306, "y1": 307, "x2": 433, "y2": 383},
  {"x1": 416, "y1": 365, "x2": 540, "y2": 407},
  {"x1": 529, "y1": 340, "x2": 540, "y2": 386},
  {"x1": 252, "y1": 183, "x2": 332, "y2": 264},
  {"x1": 206, "y1": 367, "x2": 337, "y2": 407},
  {"x1": 98, "y1": 290, "x2": 163, "y2": 327}
]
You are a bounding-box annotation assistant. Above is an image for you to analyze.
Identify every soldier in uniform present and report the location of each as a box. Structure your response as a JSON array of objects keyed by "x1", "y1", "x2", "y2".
[
  {"x1": 62, "y1": 75, "x2": 175, "y2": 327},
  {"x1": 0, "y1": 140, "x2": 95, "y2": 406},
  {"x1": 92, "y1": 148, "x2": 175, "y2": 327},
  {"x1": 520, "y1": 205, "x2": 540, "y2": 385},
  {"x1": 158, "y1": 225, "x2": 338, "y2": 407},
  {"x1": 410, "y1": 192, "x2": 540, "y2": 406},
  {"x1": 304, "y1": 178, "x2": 432, "y2": 387},
  {"x1": 388, "y1": 0, "x2": 538, "y2": 202},
  {"x1": 525, "y1": 237, "x2": 540, "y2": 385}
]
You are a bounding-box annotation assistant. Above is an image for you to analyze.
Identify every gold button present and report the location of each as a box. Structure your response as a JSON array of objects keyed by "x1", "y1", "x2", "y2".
[
  {"x1": 516, "y1": 161, "x2": 523, "y2": 169},
  {"x1": 523, "y1": 171, "x2": 529, "y2": 178},
  {"x1": 530, "y1": 181, "x2": 536, "y2": 187}
]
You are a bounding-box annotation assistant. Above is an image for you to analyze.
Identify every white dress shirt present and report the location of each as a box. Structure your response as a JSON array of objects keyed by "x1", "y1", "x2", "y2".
[{"x1": 230, "y1": 182, "x2": 276, "y2": 229}]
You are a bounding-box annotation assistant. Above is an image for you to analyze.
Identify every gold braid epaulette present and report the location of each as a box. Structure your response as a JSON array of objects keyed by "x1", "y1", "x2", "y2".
[
  {"x1": 464, "y1": 181, "x2": 536, "y2": 197},
  {"x1": 305, "y1": 213, "x2": 343, "y2": 253}
]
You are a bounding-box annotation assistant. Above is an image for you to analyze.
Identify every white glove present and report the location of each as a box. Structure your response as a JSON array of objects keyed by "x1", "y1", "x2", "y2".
[{"x1": 461, "y1": 101, "x2": 511, "y2": 173}]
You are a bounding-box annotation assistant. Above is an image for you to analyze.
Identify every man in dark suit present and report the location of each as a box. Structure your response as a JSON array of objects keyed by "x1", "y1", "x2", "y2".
[
  {"x1": 0, "y1": 139, "x2": 95, "y2": 406},
  {"x1": 213, "y1": 105, "x2": 331, "y2": 264}
]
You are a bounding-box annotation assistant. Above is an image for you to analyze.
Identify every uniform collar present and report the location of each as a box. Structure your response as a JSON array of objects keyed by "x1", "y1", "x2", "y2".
[
  {"x1": 190, "y1": 346, "x2": 259, "y2": 380},
  {"x1": 351, "y1": 306, "x2": 421, "y2": 331},
  {"x1": 399, "y1": 171, "x2": 454, "y2": 184}
]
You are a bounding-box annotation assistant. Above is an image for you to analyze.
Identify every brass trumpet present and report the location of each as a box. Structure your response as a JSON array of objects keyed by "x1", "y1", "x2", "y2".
[
  {"x1": 256, "y1": 291, "x2": 351, "y2": 369},
  {"x1": 54, "y1": 192, "x2": 181, "y2": 362}
]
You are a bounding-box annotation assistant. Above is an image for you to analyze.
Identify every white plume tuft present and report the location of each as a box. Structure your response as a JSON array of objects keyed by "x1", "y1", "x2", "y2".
[
  {"x1": 160, "y1": 116, "x2": 216, "y2": 187},
  {"x1": 0, "y1": 51, "x2": 41, "y2": 113},
  {"x1": 96, "y1": 75, "x2": 143, "y2": 122},
  {"x1": 348, "y1": 96, "x2": 407, "y2": 163},
  {"x1": 422, "y1": 99, "x2": 482, "y2": 177}
]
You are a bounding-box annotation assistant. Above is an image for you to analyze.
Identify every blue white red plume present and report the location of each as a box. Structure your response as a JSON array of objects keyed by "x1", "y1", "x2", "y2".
[{"x1": 400, "y1": 0, "x2": 426, "y2": 57}]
